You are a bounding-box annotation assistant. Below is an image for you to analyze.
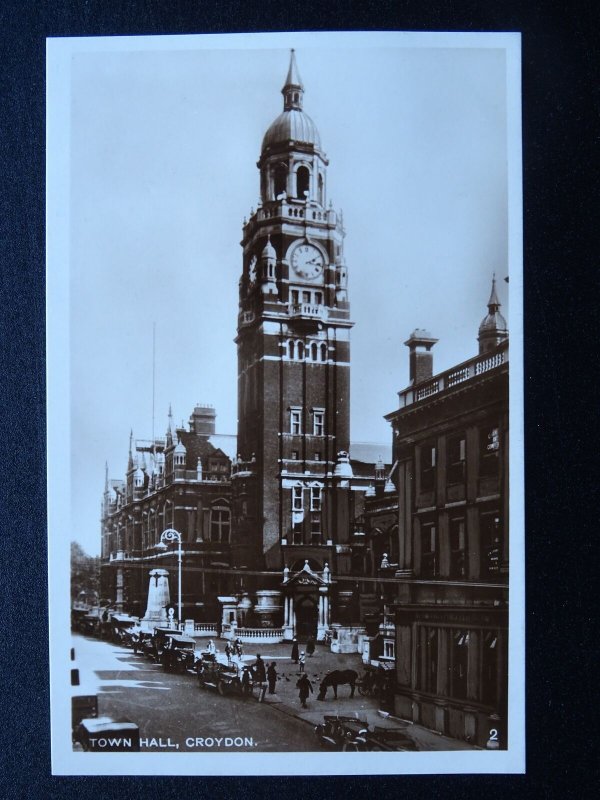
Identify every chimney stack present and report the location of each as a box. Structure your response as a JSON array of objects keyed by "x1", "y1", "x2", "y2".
[{"x1": 405, "y1": 329, "x2": 438, "y2": 385}]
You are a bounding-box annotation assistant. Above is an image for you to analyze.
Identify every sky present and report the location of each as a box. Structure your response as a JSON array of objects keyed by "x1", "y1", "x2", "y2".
[{"x1": 57, "y1": 34, "x2": 517, "y2": 555}]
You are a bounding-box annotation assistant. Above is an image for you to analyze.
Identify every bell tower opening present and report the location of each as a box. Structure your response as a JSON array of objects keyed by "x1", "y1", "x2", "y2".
[
  {"x1": 274, "y1": 163, "x2": 287, "y2": 198},
  {"x1": 296, "y1": 166, "x2": 310, "y2": 199}
]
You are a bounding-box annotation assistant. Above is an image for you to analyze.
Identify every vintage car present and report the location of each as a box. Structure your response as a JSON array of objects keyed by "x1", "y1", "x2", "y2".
[
  {"x1": 71, "y1": 686, "x2": 99, "y2": 733},
  {"x1": 74, "y1": 716, "x2": 140, "y2": 752},
  {"x1": 314, "y1": 715, "x2": 370, "y2": 751},
  {"x1": 160, "y1": 634, "x2": 200, "y2": 673},
  {"x1": 109, "y1": 613, "x2": 140, "y2": 644},
  {"x1": 196, "y1": 658, "x2": 255, "y2": 696},
  {"x1": 142, "y1": 627, "x2": 178, "y2": 662},
  {"x1": 133, "y1": 630, "x2": 154, "y2": 655},
  {"x1": 362, "y1": 726, "x2": 418, "y2": 751}
]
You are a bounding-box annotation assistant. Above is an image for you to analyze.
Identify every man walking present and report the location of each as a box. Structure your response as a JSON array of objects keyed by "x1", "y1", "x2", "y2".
[
  {"x1": 297, "y1": 673, "x2": 313, "y2": 709},
  {"x1": 267, "y1": 661, "x2": 277, "y2": 694}
]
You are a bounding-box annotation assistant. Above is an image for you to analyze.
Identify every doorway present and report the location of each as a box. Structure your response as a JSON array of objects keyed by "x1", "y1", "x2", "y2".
[{"x1": 295, "y1": 596, "x2": 318, "y2": 640}]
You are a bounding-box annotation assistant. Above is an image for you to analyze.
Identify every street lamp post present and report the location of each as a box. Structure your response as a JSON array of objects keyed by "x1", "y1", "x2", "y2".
[{"x1": 156, "y1": 528, "x2": 183, "y2": 626}]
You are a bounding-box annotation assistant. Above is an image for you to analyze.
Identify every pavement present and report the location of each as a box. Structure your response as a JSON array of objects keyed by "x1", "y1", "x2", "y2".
[{"x1": 203, "y1": 639, "x2": 476, "y2": 751}]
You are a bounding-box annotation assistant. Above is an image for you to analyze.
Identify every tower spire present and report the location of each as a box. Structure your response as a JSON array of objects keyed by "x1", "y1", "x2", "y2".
[
  {"x1": 127, "y1": 430, "x2": 134, "y2": 470},
  {"x1": 282, "y1": 49, "x2": 304, "y2": 111},
  {"x1": 104, "y1": 461, "x2": 109, "y2": 492},
  {"x1": 478, "y1": 274, "x2": 508, "y2": 354}
]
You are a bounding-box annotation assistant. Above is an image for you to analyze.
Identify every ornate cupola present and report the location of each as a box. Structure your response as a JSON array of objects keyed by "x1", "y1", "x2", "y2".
[{"x1": 478, "y1": 276, "x2": 509, "y2": 354}]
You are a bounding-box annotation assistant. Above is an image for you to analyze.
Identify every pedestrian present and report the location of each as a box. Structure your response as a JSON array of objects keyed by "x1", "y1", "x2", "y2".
[
  {"x1": 235, "y1": 637, "x2": 244, "y2": 658},
  {"x1": 253, "y1": 654, "x2": 266, "y2": 702},
  {"x1": 291, "y1": 637, "x2": 299, "y2": 664},
  {"x1": 306, "y1": 636, "x2": 315, "y2": 657},
  {"x1": 296, "y1": 673, "x2": 313, "y2": 708},
  {"x1": 267, "y1": 662, "x2": 277, "y2": 694},
  {"x1": 225, "y1": 641, "x2": 232, "y2": 665},
  {"x1": 241, "y1": 667, "x2": 251, "y2": 697},
  {"x1": 207, "y1": 639, "x2": 216, "y2": 656},
  {"x1": 298, "y1": 651, "x2": 306, "y2": 673}
]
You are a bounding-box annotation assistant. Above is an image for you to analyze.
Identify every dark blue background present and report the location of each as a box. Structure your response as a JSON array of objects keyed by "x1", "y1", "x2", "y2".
[{"x1": 0, "y1": 2, "x2": 596, "y2": 798}]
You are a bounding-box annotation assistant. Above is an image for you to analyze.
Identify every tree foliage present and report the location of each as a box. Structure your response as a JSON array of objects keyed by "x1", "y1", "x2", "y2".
[{"x1": 71, "y1": 541, "x2": 100, "y2": 604}]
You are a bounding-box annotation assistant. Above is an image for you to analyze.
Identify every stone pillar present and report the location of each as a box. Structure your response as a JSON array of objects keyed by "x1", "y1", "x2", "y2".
[
  {"x1": 283, "y1": 594, "x2": 295, "y2": 641},
  {"x1": 141, "y1": 568, "x2": 170, "y2": 629},
  {"x1": 115, "y1": 566, "x2": 124, "y2": 613},
  {"x1": 317, "y1": 590, "x2": 327, "y2": 640}
]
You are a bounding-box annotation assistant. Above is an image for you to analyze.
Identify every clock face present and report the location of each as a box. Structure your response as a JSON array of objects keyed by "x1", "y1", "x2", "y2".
[
  {"x1": 291, "y1": 243, "x2": 325, "y2": 280},
  {"x1": 248, "y1": 255, "x2": 257, "y2": 285}
]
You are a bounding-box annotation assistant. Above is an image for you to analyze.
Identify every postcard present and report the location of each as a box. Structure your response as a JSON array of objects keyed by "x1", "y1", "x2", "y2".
[{"x1": 47, "y1": 30, "x2": 524, "y2": 775}]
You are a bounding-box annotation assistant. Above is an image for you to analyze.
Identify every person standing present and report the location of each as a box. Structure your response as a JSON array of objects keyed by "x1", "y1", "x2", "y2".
[
  {"x1": 297, "y1": 673, "x2": 313, "y2": 708},
  {"x1": 291, "y1": 637, "x2": 299, "y2": 664},
  {"x1": 267, "y1": 662, "x2": 277, "y2": 694},
  {"x1": 298, "y1": 651, "x2": 306, "y2": 673},
  {"x1": 225, "y1": 641, "x2": 232, "y2": 665},
  {"x1": 253, "y1": 654, "x2": 267, "y2": 702}
]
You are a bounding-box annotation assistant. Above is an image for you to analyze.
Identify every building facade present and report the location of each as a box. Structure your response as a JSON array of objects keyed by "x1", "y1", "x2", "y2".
[
  {"x1": 365, "y1": 281, "x2": 509, "y2": 747},
  {"x1": 100, "y1": 405, "x2": 234, "y2": 621}
]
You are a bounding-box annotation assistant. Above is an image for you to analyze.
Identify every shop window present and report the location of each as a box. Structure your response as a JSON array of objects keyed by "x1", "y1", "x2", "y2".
[
  {"x1": 290, "y1": 408, "x2": 302, "y2": 435},
  {"x1": 296, "y1": 166, "x2": 310, "y2": 199},
  {"x1": 313, "y1": 410, "x2": 325, "y2": 436},
  {"x1": 421, "y1": 522, "x2": 438, "y2": 577},
  {"x1": 449, "y1": 518, "x2": 467, "y2": 579},
  {"x1": 481, "y1": 513, "x2": 502, "y2": 576},
  {"x1": 447, "y1": 434, "x2": 466, "y2": 484},
  {"x1": 210, "y1": 505, "x2": 230, "y2": 543},
  {"x1": 420, "y1": 443, "x2": 436, "y2": 492},
  {"x1": 480, "y1": 425, "x2": 500, "y2": 477}
]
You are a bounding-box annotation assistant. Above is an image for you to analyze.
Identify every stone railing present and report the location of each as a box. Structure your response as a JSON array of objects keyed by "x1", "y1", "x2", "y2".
[
  {"x1": 109, "y1": 550, "x2": 131, "y2": 563},
  {"x1": 289, "y1": 303, "x2": 327, "y2": 321},
  {"x1": 250, "y1": 201, "x2": 336, "y2": 227},
  {"x1": 220, "y1": 626, "x2": 285, "y2": 643},
  {"x1": 398, "y1": 343, "x2": 508, "y2": 408}
]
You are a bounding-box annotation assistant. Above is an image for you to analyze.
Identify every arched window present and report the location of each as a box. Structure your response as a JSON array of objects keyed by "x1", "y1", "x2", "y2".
[
  {"x1": 310, "y1": 342, "x2": 318, "y2": 361},
  {"x1": 296, "y1": 166, "x2": 310, "y2": 199},
  {"x1": 320, "y1": 343, "x2": 327, "y2": 362},
  {"x1": 288, "y1": 340, "x2": 295, "y2": 360},
  {"x1": 210, "y1": 504, "x2": 230, "y2": 543},
  {"x1": 318, "y1": 173, "x2": 324, "y2": 204},
  {"x1": 297, "y1": 341, "x2": 305, "y2": 360},
  {"x1": 274, "y1": 164, "x2": 287, "y2": 197}
]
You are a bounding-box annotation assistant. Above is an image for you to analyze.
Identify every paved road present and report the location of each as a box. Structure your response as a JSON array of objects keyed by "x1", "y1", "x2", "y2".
[{"x1": 73, "y1": 633, "x2": 320, "y2": 752}]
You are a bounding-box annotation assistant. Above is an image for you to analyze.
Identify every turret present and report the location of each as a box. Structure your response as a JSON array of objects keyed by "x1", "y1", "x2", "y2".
[{"x1": 478, "y1": 275, "x2": 509, "y2": 354}]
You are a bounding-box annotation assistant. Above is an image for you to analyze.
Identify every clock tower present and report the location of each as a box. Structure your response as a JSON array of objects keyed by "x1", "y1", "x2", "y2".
[{"x1": 232, "y1": 50, "x2": 353, "y2": 578}]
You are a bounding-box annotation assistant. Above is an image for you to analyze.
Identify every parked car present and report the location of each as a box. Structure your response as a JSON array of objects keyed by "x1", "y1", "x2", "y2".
[
  {"x1": 74, "y1": 716, "x2": 140, "y2": 752},
  {"x1": 109, "y1": 613, "x2": 140, "y2": 644},
  {"x1": 197, "y1": 658, "x2": 255, "y2": 696},
  {"x1": 161, "y1": 634, "x2": 200, "y2": 673},
  {"x1": 133, "y1": 630, "x2": 154, "y2": 655},
  {"x1": 314, "y1": 715, "x2": 370, "y2": 750},
  {"x1": 143, "y1": 627, "x2": 178, "y2": 662},
  {"x1": 363, "y1": 726, "x2": 418, "y2": 751}
]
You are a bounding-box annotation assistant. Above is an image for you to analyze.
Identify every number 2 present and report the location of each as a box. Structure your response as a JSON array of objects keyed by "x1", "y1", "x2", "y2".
[{"x1": 489, "y1": 728, "x2": 498, "y2": 741}]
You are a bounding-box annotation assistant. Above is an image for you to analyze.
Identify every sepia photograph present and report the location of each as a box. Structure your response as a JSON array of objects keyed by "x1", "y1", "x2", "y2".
[{"x1": 47, "y1": 30, "x2": 524, "y2": 775}]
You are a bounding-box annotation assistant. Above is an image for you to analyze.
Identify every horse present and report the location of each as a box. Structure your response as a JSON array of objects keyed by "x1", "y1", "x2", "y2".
[{"x1": 317, "y1": 669, "x2": 359, "y2": 700}]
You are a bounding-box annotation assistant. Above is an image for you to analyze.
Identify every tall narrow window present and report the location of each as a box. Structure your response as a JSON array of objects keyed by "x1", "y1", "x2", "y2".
[
  {"x1": 310, "y1": 342, "x2": 318, "y2": 361},
  {"x1": 296, "y1": 166, "x2": 310, "y2": 199},
  {"x1": 481, "y1": 631, "x2": 499, "y2": 706},
  {"x1": 288, "y1": 340, "x2": 295, "y2": 360},
  {"x1": 292, "y1": 486, "x2": 303, "y2": 511},
  {"x1": 318, "y1": 173, "x2": 324, "y2": 204},
  {"x1": 290, "y1": 408, "x2": 302, "y2": 435},
  {"x1": 313, "y1": 410, "x2": 325, "y2": 436},
  {"x1": 310, "y1": 486, "x2": 322, "y2": 511},
  {"x1": 320, "y1": 343, "x2": 327, "y2": 362},
  {"x1": 447, "y1": 434, "x2": 466, "y2": 484},
  {"x1": 210, "y1": 506, "x2": 230, "y2": 543},
  {"x1": 297, "y1": 342, "x2": 305, "y2": 360},
  {"x1": 451, "y1": 630, "x2": 469, "y2": 700},
  {"x1": 421, "y1": 522, "x2": 438, "y2": 577},
  {"x1": 420, "y1": 443, "x2": 436, "y2": 492},
  {"x1": 291, "y1": 289, "x2": 299, "y2": 305},
  {"x1": 449, "y1": 518, "x2": 467, "y2": 579}
]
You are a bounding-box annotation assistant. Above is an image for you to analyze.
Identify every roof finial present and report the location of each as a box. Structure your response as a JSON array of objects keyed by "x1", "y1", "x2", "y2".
[
  {"x1": 487, "y1": 273, "x2": 501, "y2": 312},
  {"x1": 282, "y1": 49, "x2": 304, "y2": 111}
]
